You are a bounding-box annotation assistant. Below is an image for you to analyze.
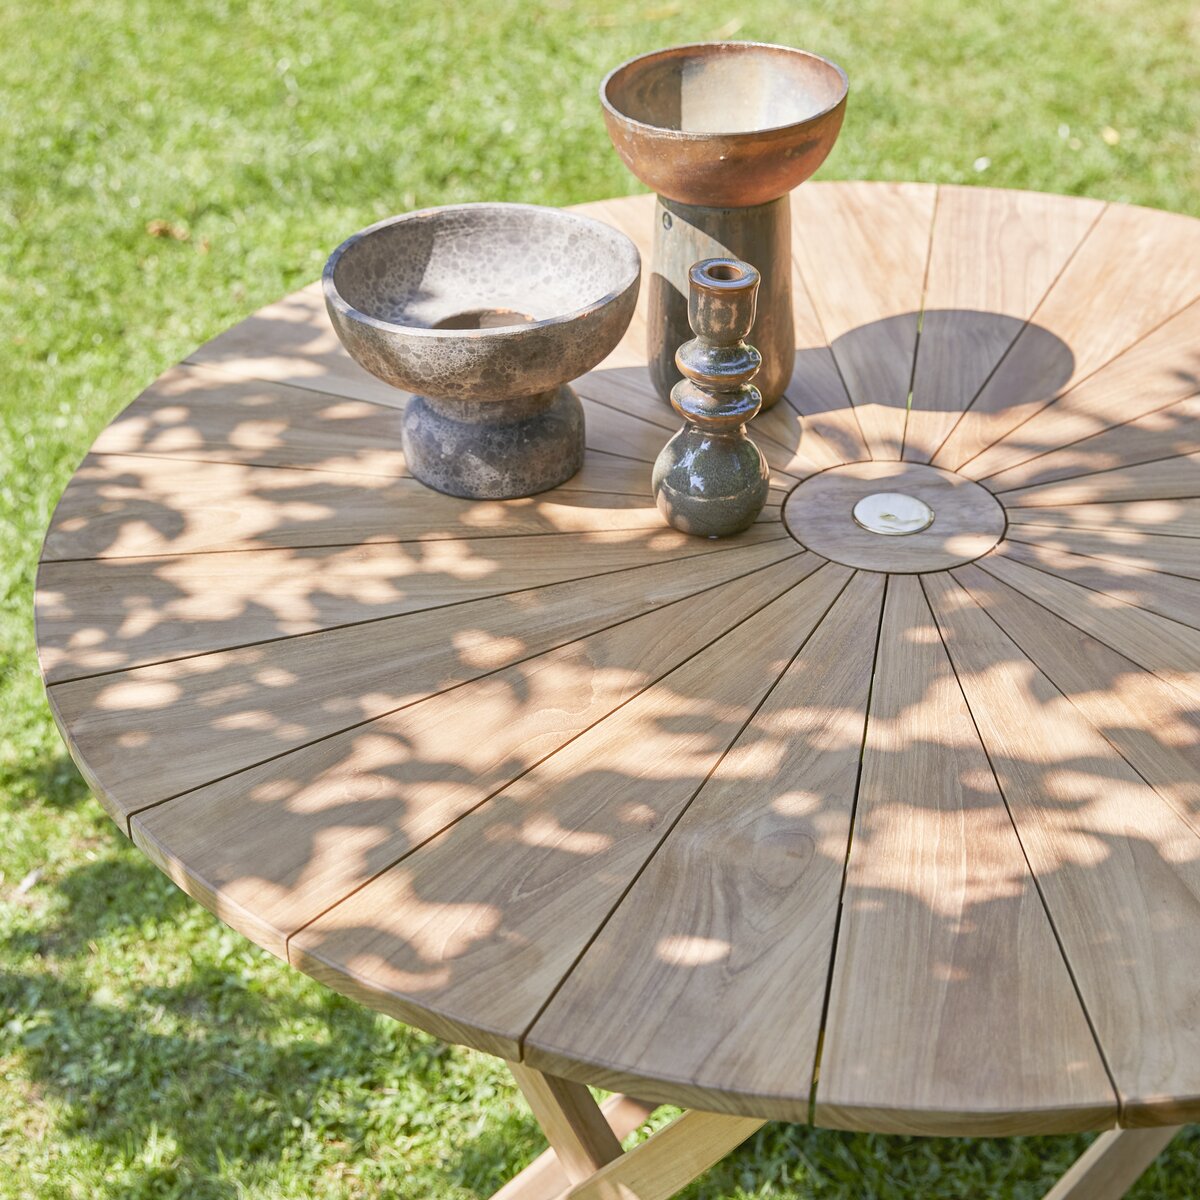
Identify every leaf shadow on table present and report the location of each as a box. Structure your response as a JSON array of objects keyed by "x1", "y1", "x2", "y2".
[{"x1": 22, "y1": 298, "x2": 1200, "y2": 1197}]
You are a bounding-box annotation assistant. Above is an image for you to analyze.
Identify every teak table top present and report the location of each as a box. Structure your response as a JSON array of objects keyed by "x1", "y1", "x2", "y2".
[{"x1": 36, "y1": 183, "x2": 1200, "y2": 1137}]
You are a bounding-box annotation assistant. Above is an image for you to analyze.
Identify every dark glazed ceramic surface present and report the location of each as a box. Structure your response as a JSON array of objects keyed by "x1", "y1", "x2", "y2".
[
  {"x1": 323, "y1": 203, "x2": 642, "y2": 401},
  {"x1": 601, "y1": 42, "x2": 848, "y2": 207}
]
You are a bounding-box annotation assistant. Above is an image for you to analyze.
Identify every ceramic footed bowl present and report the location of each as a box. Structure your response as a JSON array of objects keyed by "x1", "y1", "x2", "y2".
[
  {"x1": 323, "y1": 203, "x2": 641, "y2": 499},
  {"x1": 601, "y1": 41, "x2": 848, "y2": 207}
]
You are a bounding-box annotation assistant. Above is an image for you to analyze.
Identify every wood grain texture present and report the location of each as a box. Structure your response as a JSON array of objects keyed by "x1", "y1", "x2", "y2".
[
  {"x1": 48, "y1": 538, "x2": 799, "y2": 826},
  {"x1": 1005, "y1": 499, "x2": 1200, "y2": 539},
  {"x1": 562, "y1": 1110, "x2": 765, "y2": 1200},
  {"x1": 36, "y1": 185, "x2": 1200, "y2": 1137},
  {"x1": 949, "y1": 564, "x2": 1200, "y2": 831},
  {"x1": 506, "y1": 1063, "x2": 622, "y2": 1183},
  {"x1": 491, "y1": 1094, "x2": 655, "y2": 1200},
  {"x1": 963, "y1": 298, "x2": 1200, "y2": 483},
  {"x1": 1006, "y1": 526, "x2": 1200, "y2": 581},
  {"x1": 525, "y1": 568, "x2": 876, "y2": 1120},
  {"x1": 35, "y1": 525, "x2": 785, "y2": 683},
  {"x1": 998, "y1": 540, "x2": 1200, "y2": 630},
  {"x1": 1040, "y1": 1127, "x2": 1181, "y2": 1200},
  {"x1": 905, "y1": 185, "x2": 1103, "y2": 463},
  {"x1": 288, "y1": 570, "x2": 838, "y2": 1057},
  {"x1": 783, "y1": 461, "x2": 1005, "y2": 573},
  {"x1": 978, "y1": 549, "x2": 1200, "y2": 703},
  {"x1": 980, "y1": 394, "x2": 1200, "y2": 496},
  {"x1": 816, "y1": 576, "x2": 1113, "y2": 1136},
  {"x1": 791, "y1": 181, "x2": 937, "y2": 461},
  {"x1": 130, "y1": 555, "x2": 816, "y2": 958},
  {"x1": 999, "y1": 451, "x2": 1200, "y2": 508},
  {"x1": 934, "y1": 202, "x2": 1200, "y2": 472},
  {"x1": 925, "y1": 571, "x2": 1200, "y2": 1126}
]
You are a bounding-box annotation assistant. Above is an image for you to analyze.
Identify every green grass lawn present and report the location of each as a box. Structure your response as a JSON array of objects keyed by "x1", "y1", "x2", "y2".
[{"x1": 2, "y1": 1, "x2": 1199, "y2": 1196}]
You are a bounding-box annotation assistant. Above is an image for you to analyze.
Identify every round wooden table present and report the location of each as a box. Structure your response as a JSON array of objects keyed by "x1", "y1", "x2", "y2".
[{"x1": 36, "y1": 184, "x2": 1200, "y2": 1199}]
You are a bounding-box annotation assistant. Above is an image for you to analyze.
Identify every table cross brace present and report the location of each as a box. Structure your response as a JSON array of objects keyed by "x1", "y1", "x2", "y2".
[{"x1": 497, "y1": 1065, "x2": 1182, "y2": 1200}]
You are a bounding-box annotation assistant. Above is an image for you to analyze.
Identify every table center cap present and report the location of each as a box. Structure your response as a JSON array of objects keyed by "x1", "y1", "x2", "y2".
[{"x1": 851, "y1": 491, "x2": 935, "y2": 536}]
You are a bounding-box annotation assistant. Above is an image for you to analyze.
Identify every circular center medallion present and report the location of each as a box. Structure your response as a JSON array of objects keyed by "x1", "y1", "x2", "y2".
[
  {"x1": 851, "y1": 491, "x2": 935, "y2": 536},
  {"x1": 783, "y1": 461, "x2": 1006, "y2": 573}
]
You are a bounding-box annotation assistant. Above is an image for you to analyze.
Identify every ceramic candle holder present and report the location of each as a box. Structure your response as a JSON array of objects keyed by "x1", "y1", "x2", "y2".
[
  {"x1": 323, "y1": 203, "x2": 641, "y2": 499},
  {"x1": 601, "y1": 41, "x2": 848, "y2": 409}
]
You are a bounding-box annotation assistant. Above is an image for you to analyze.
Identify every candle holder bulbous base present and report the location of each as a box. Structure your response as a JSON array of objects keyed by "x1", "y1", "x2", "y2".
[{"x1": 653, "y1": 430, "x2": 770, "y2": 538}]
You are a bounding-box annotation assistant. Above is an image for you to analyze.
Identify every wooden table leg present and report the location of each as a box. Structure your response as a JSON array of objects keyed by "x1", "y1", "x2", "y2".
[
  {"x1": 1041, "y1": 1127, "x2": 1183, "y2": 1200},
  {"x1": 562, "y1": 1109, "x2": 766, "y2": 1200}
]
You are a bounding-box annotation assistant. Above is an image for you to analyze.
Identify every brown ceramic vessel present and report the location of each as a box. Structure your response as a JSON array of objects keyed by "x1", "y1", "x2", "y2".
[{"x1": 600, "y1": 42, "x2": 848, "y2": 409}]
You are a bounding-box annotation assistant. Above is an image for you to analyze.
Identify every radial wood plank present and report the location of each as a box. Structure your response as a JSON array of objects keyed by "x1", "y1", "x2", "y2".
[
  {"x1": 47, "y1": 539, "x2": 800, "y2": 826},
  {"x1": 1007, "y1": 526, "x2": 1200, "y2": 581},
  {"x1": 791, "y1": 181, "x2": 937, "y2": 460},
  {"x1": 924, "y1": 571, "x2": 1200, "y2": 1126},
  {"x1": 1006, "y1": 500, "x2": 1200, "y2": 539},
  {"x1": 979, "y1": 550, "x2": 1200, "y2": 702},
  {"x1": 816, "y1": 576, "x2": 1113, "y2": 1136},
  {"x1": 94, "y1": 362, "x2": 411, "y2": 478},
  {"x1": 949, "y1": 564, "x2": 1200, "y2": 829},
  {"x1": 525, "y1": 568, "x2": 874, "y2": 1119},
  {"x1": 963, "y1": 299, "x2": 1200, "y2": 482},
  {"x1": 35, "y1": 525, "x2": 787, "y2": 683},
  {"x1": 40, "y1": 453, "x2": 683, "y2": 561},
  {"x1": 187, "y1": 282, "x2": 402, "y2": 405},
  {"x1": 905, "y1": 186, "x2": 1103, "y2": 463},
  {"x1": 999, "y1": 452, "x2": 1200, "y2": 508},
  {"x1": 998, "y1": 540, "x2": 1200, "y2": 630},
  {"x1": 130, "y1": 555, "x2": 817, "y2": 958},
  {"x1": 934, "y1": 202, "x2": 1200, "y2": 472},
  {"x1": 288, "y1": 569, "x2": 838, "y2": 1058},
  {"x1": 981, "y1": 394, "x2": 1200, "y2": 495}
]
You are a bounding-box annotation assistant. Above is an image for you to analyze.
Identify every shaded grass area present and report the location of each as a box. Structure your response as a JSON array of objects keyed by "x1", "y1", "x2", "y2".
[{"x1": 2, "y1": 0, "x2": 1199, "y2": 1195}]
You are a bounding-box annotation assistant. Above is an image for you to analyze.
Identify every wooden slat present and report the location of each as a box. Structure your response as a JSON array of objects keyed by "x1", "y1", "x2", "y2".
[
  {"x1": 95, "y1": 362, "x2": 411, "y2": 477},
  {"x1": 963, "y1": 299, "x2": 1200, "y2": 482},
  {"x1": 981, "y1": 394, "x2": 1200, "y2": 496},
  {"x1": 979, "y1": 550, "x2": 1200, "y2": 702},
  {"x1": 949, "y1": 564, "x2": 1200, "y2": 827},
  {"x1": 1006, "y1": 500, "x2": 1200, "y2": 539},
  {"x1": 47, "y1": 538, "x2": 800, "y2": 826},
  {"x1": 999, "y1": 540, "x2": 1200, "y2": 630},
  {"x1": 563, "y1": 1110, "x2": 765, "y2": 1200},
  {"x1": 130, "y1": 554, "x2": 817, "y2": 957},
  {"x1": 905, "y1": 186, "x2": 1103, "y2": 463},
  {"x1": 924, "y1": 571, "x2": 1200, "y2": 1126},
  {"x1": 525, "y1": 568, "x2": 875, "y2": 1120},
  {"x1": 43, "y1": 452, "x2": 770, "y2": 562},
  {"x1": 35, "y1": 525, "x2": 786, "y2": 683},
  {"x1": 933, "y1": 203, "x2": 1200, "y2": 472},
  {"x1": 506, "y1": 1063, "x2": 622, "y2": 1184},
  {"x1": 287, "y1": 565, "x2": 846, "y2": 1058},
  {"x1": 999, "y1": 452, "x2": 1200, "y2": 508},
  {"x1": 1007, "y1": 526, "x2": 1200, "y2": 581},
  {"x1": 816, "y1": 576, "x2": 1113, "y2": 1136},
  {"x1": 791, "y1": 181, "x2": 937, "y2": 460}
]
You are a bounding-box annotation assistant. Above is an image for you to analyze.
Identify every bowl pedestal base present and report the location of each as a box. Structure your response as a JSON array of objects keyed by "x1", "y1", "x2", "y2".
[{"x1": 401, "y1": 385, "x2": 585, "y2": 500}]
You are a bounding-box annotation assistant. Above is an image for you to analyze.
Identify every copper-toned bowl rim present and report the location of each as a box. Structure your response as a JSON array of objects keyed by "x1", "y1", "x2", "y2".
[{"x1": 599, "y1": 41, "x2": 849, "y2": 142}]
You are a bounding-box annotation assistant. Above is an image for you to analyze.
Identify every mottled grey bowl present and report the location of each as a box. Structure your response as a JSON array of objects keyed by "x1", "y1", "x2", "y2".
[{"x1": 323, "y1": 203, "x2": 641, "y2": 499}]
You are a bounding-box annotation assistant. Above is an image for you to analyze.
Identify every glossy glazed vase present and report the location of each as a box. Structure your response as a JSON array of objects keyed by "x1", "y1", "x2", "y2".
[
  {"x1": 653, "y1": 257, "x2": 770, "y2": 537},
  {"x1": 601, "y1": 41, "x2": 848, "y2": 409}
]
